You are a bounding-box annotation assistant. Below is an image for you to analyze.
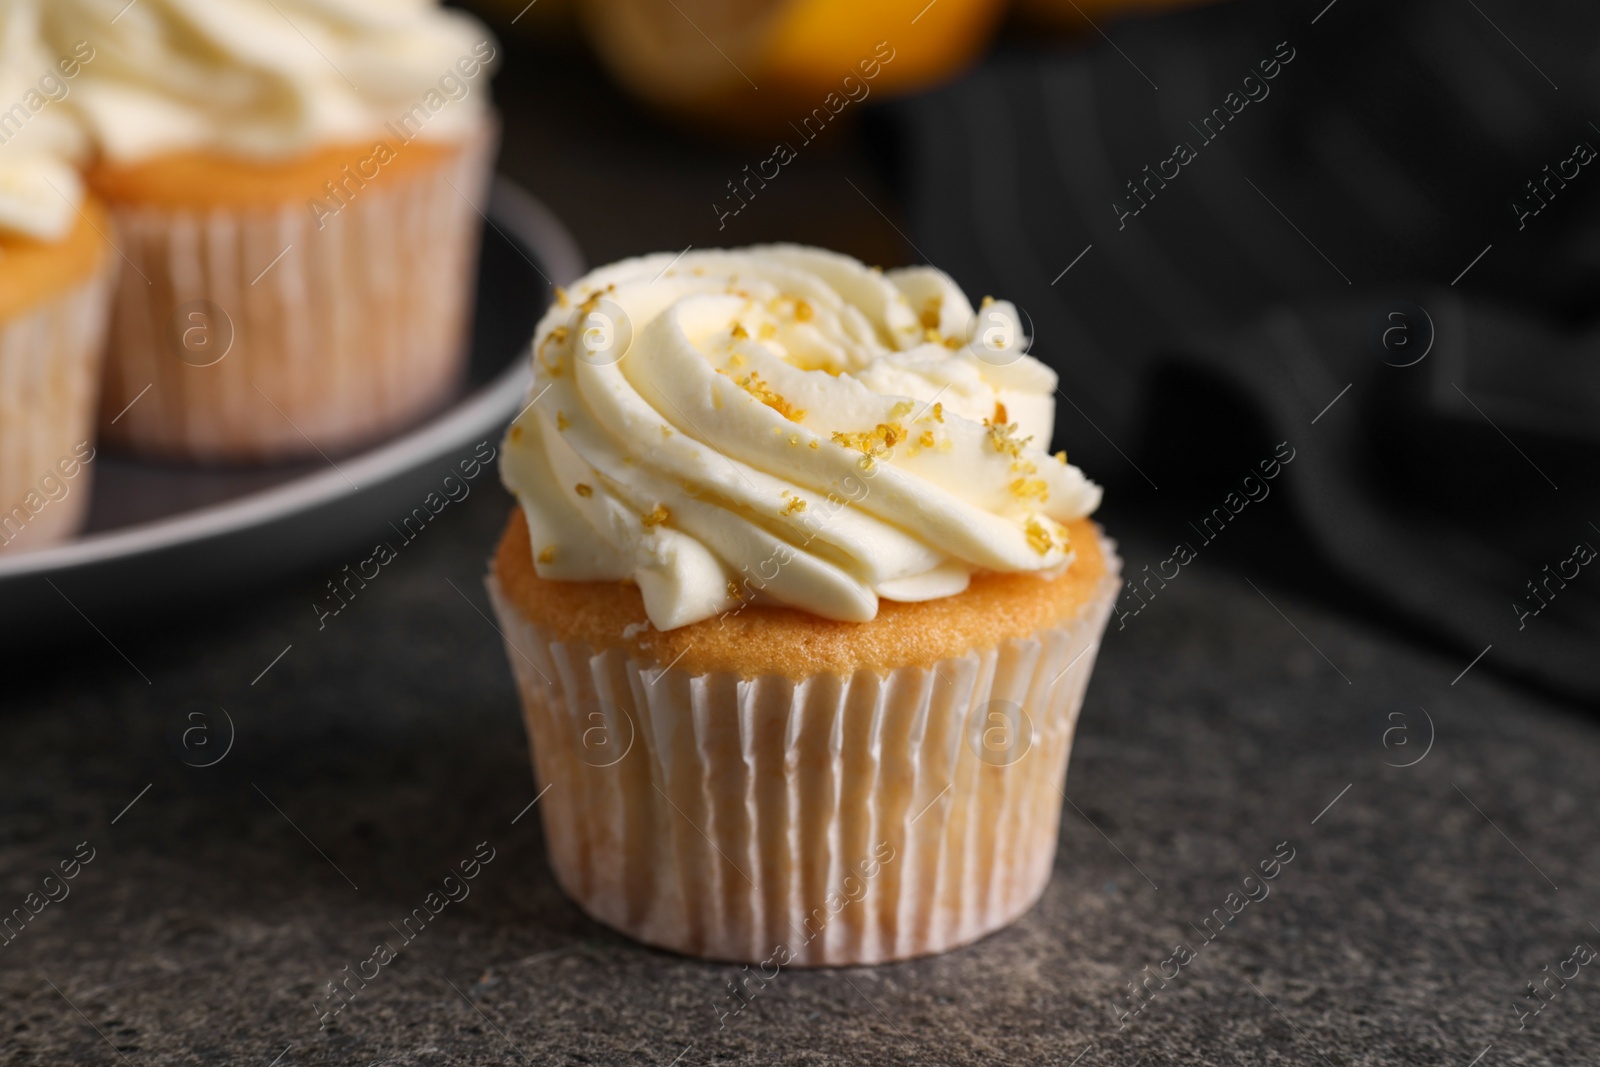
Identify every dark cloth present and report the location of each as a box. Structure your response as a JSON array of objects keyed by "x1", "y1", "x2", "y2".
[{"x1": 885, "y1": 0, "x2": 1600, "y2": 704}]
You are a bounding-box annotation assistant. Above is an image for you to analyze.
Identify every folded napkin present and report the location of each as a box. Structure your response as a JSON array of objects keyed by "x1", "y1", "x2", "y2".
[{"x1": 886, "y1": 0, "x2": 1600, "y2": 703}]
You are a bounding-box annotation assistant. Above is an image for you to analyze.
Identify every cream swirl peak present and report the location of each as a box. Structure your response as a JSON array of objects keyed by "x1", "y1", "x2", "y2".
[
  {"x1": 39, "y1": 0, "x2": 492, "y2": 163},
  {"x1": 501, "y1": 245, "x2": 1103, "y2": 631},
  {"x1": 0, "y1": 1, "x2": 90, "y2": 243}
]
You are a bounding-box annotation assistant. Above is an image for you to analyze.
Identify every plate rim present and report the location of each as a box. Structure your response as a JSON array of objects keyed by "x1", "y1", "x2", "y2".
[{"x1": 0, "y1": 176, "x2": 582, "y2": 581}]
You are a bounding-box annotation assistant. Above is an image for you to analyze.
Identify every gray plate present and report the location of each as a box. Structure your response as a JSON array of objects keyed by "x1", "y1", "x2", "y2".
[{"x1": 0, "y1": 177, "x2": 582, "y2": 643}]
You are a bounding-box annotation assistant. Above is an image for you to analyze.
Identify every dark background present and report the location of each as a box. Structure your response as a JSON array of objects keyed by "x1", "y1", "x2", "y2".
[{"x1": 4, "y1": 0, "x2": 1599, "y2": 1063}]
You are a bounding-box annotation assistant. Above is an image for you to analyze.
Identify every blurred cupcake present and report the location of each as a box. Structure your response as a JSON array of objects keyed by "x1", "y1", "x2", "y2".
[
  {"x1": 42, "y1": 0, "x2": 499, "y2": 463},
  {"x1": 488, "y1": 246, "x2": 1119, "y2": 965},
  {"x1": 0, "y1": 4, "x2": 115, "y2": 553}
]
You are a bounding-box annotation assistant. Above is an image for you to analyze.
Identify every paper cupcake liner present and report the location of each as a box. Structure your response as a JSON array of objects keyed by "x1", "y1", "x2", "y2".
[
  {"x1": 95, "y1": 124, "x2": 496, "y2": 463},
  {"x1": 0, "y1": 258, "x2": 117, "y2": 554},
  {"x1": 486, "y1": 539, "x2": 1121, "y2": 966}
]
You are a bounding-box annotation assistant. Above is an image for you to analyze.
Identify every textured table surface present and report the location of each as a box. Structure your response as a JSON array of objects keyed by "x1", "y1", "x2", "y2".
[{"x1": 4, "y1": 482, "x2": 1596, "y2": 1066}]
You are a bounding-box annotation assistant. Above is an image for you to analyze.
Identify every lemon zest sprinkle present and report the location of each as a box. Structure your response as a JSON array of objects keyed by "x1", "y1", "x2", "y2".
[{"x1": 1025, "y1": 519, "x2": 1054, "y2": 556}]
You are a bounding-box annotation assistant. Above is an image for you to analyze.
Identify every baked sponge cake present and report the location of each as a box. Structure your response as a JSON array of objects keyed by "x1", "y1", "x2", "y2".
[
  {"x1": 0, "y1": 11, "x2": 114, "y2": 554},
  {"x1": 41, "y1": 0, "x2": 499, "y2": 463},
  {"x1": 487, "y1": 245, "x2": 1120, "y2": 964}
]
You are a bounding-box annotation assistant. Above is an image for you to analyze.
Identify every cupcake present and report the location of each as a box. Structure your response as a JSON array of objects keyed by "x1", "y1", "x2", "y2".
[
  {"x1": 0, "y1": 5, "x2": 116, "y2": 554},
  {"x1": 488, "y1": 246, "x2": 1120, "y2": 965},
  {"x1": 41, "y1": 0, "x2": 499, "y2": 462}
]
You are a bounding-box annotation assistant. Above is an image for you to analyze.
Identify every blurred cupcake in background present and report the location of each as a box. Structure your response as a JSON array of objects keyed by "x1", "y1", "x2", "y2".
[
  {"x1": 42, "y1": 0, "x2": 500, "y2": 463},
  {"x1": 0, "y1": 3, "x2": 116, "y2": 553}
]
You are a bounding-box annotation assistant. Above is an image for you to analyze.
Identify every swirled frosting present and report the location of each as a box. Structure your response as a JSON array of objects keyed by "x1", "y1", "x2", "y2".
[
  {"x1": 39, "y1": 0, "x2": 493, "y2": 163},
  {"x1": 501, "y1": 245, "x2": 1103, "y2": 631},
  {"x1": 0, "y1": 0, "x2": 87, "y2": 243}
]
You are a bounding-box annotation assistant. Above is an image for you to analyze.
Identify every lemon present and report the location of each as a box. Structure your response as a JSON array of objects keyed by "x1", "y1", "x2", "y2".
[{"x1": 580, "y1": 0, "x2": 1007, "y2": 133}]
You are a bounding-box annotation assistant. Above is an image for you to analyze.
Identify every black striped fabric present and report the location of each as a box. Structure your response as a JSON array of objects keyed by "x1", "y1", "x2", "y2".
[{"x1": 887, "y1": 0, "x2": 1600, "y2": 703}]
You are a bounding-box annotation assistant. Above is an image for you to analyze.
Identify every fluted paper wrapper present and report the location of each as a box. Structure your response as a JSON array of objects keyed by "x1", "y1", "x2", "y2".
[
  {"x1": 96, "y1": 125, "x2": 495, "y2": 462},
  {"x1": 0, "y1": 259, "x2": 117, "y2": 553},
  {"x1": 487, "y1": 542, "x2": 1121, "y2": 966}
]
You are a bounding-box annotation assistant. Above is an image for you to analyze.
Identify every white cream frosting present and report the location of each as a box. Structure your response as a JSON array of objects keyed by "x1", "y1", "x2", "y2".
[
  {"x1": 0, "y1": 0, "x2": 88, "y2": 243},
  {"x1": 39, "y1": 0, "x2": 494, "y2": 163},
  {"x1": 502, "y1": 245, "x2": 1103, "y2": 631}
]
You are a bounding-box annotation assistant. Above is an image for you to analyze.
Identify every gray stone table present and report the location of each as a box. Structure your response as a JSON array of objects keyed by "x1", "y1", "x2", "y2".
[{"x1": 4, "y1": 480, "x2": 1596, "y2": 1066}]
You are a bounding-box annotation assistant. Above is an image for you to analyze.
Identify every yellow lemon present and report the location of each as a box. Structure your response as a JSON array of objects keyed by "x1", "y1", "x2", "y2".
[{"x1": 580, "y1": 0, "x2": 1008, "y2": 133}]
